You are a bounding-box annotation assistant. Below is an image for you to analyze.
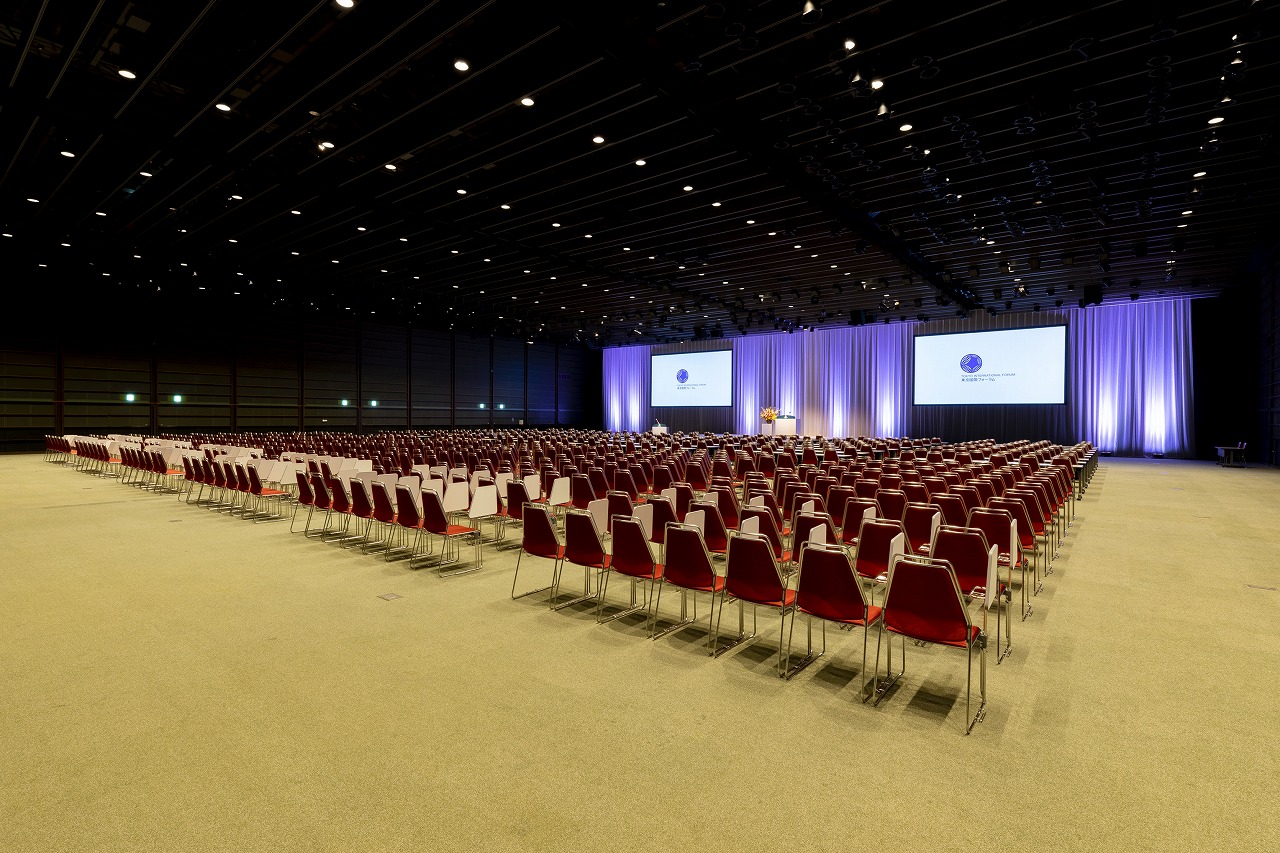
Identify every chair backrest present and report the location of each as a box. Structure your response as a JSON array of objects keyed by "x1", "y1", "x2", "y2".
[
  {"x1": 877, "y1": 488, "x2": 907, "y2": 522},
  {"x1": 726, "y1": 532, "x2": 787, "y2": 606},
  {"x1": 740, "y1": 505, "x2": 786, "y2": 559},
  {"x1": 930, "y1": 526, "x2": 997, "y2": 606},
  {"x1": 547, "y1": 475, "x2": 571, "y2": 507},
  {"x1": 469, "y1": 484, "x2": 499, "y2": 521},
  {"x1": 951, "y1": 484, "x2": 982, "y2": 514},
  {"x1": 795, "y1": 541, "x2": 871, "y2": 622},
  {"x1": 902, "y1": 502, "x2": 941, "y2": 555},
  {"x1": 611, "y1": 516, "x2": 658, "y2": 578},
  {"x1": 882, "y1": 556, "x2": 974, "y2": 646},
  {"x1": 692, "y1": 500, "x2": 730, "y2": 553},
  {"x1": 295, "y1": 470, "x2": 315, "y2": 505},
  {"x1": 350, "y1": 477, "x2": 375, "y2": 519},
  {"x1": 646, "y1": 496, "x2": 678, "y2": 545},
  {"x1": 853, "y1": 518, "x2": 905, "y2": 581},
  {"x1": 421, "y1": 489, "x2": 451, "y2": 535},
  {"x1": 792, "y1": 511, "x2": 837, "y2": 548},
  {"x1": 989, "y1": 498, "x2": 1036, "y2": 548},
  {"x1": 606, "y1": 491, "x2": 634, "y2": 529},
  {"x1": 310, "y1": 473, "x2": 332, "y2": 509},
  {"x1": 661, "y1": 523, "x2": 718, "y2": 590},
  {"x1": 931, "y1": 493, "x2": 967, "y2": 527},
  {"x1": 565, "y1": 509, "x2": 607, "y2": 567},
  {"x1": 521, "y1": 503, "x2": 562, "y2": 558}
]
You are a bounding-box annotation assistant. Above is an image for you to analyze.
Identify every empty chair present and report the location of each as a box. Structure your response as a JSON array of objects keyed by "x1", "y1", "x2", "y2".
[
  {"x1": 605, "y1": 490, "x2": 634, "y2": 533},
  {"x1": 289, "y1": 471, "x2": 316, "y2": 532},
  {"x1": 551, "y1": 509, "x2": 610, "y2": 610},
  {"x1": 588, "y1": 468, "x2": 610, "y2": 501},
  {"x1": 708, "y1": 485, "x2": 740, "y2": 530},
  {"x1": 511, "y1": 504, "x2": 563, "y2": 600},
  {"x1": 931, "y1": 493, "x2": 968, "y2": 528},
  {"x1": 931, "y1": 525, "x2": 1010, "y2": 663},
  {"x1": 740, "y1": 505, "x2": 790, "y2": 564},
  {"x1": 853, "y1": 479, "x2": 880, "y2": 500},
  {"x1": 852, "y1": 518, "x2": 905, "y2": 598},
  {"x1": 715, "y1": 531, "x2": 797, "y2": 674},
  {"x1": 902, "y1": 502, "x2": 940, "y2": 557},
  {"x1": 597, "y1": 515, "x2": 663, "y2": 626},
  {"x1": 874, "y1": 555, "x2": 987, "y2": 734},
  {"x1": 692, "y1": 500, "x2": 731, "y2": 555},
  {"x1": 839, "y1": 498, "x2": 880, "y2": 550},
  {"x1": 786, "y1": 541, "x2": 884, "y2": 698},
  {"x1": 570, "y1": 473, "x2": 597, "y2": 510},
  {"x1": 422, "y1": 489, "x2": 481, "y2": 575},
  {"x1": 645, "y1": 495, "x2": 679, "y2": 545},
  {"x1": 652, "y1": 523, "x2": 730, "y2": 654},
  {"x1": 791, "y1": 510, "x2": 838, "y2": 553},
  {"x1": 388, "y1": 484, "x2": 425, "y2": 562},
  {"x1": 901, "y1": 482, "x2": 930, "y2": 504}
]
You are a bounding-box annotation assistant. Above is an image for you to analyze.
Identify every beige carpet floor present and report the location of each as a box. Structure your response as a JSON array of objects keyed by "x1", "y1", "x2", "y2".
[{"x1": 2, "y1": 453, "x2": 1278, "y2": 852}]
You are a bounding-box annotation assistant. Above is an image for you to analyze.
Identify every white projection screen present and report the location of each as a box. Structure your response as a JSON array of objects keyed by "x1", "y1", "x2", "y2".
[
  {"x1": 650, "y1": 350, "x2": 733, "y2": 407},
  {"x1": 914, "y1": 326, "x2": 1067, "y2": 405}
]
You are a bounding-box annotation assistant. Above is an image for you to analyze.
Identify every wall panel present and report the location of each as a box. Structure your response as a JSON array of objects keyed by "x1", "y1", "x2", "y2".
[{"x1": 410, "y1": 329, "x2": 452, "y2": 427}]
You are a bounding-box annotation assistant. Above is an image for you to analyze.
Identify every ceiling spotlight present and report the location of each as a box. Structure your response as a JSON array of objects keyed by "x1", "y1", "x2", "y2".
[
  {"x1": 898, "y1": 123, "x2": 913, "y2": 132},
  {"x1": 60, "y1": 151, "x2": 75, "y2": 158},
  {"x1": 876, "y1": 103, "x2": 890, "y2": 119},
  {"x1": 683, "y1": 185, "x2": 693, "y2": 191},
  {"x1": 552, "y1": 222, "x2": 560, "y2": 227},
  {"x1": 230, "y1": 194, "x2": 243, "y2": 200},
  {"x1": 318, "y1": 141, "x2": 334, "y2": 150},
  {"x1": 712, "y1": 202, "x2": 721, "y2": 207},
  {"x1": 1181, "y1": 210, "x2": 1192, "y2": 215},
  {"x1": 1207, "y1": 116, "x2": 1224, "y2": 124},
  {"x1": 500, "y1": 204, "x2": 511, "y2": 210},
  {"x1": 26, "y1": 198, "x2": 38, "y2": 203},
  {"x1": 290, "y1": 210, "x2": 301, "y2": 215},
  {"x1": 456, "y1": 188, "x2": 467, "y2": 194},
  {"x1": 801, "y1": 1, "x2": 822, "y2": 23},
  {"x1": 592, "y1": 135, "x2": 605, "y2": 144},
  {"x1": 117, "y1": 69, "x2": 136, "y2": 79},
  {"x1": 384, "y1": 163, "x2": 397, "y2": 171},
  {"x1": 139, "y1": 171, "x2": 152, "y2": 177},
  {"x1": 870, "y1": 78, "x2": 884, "y2": 90},
  {"x1": 843, "y1": 38, "x2": 856, "y2": 50},
  {"x1": 215, "y1": 103, "x2": 231, "y2": 112},
  {"x1": 1193, "y1": 171, "x2": 1207, "y2": 178},
  {"x1": 336, "y1": 0, "x2": 354, "y2": 7},
  {"x1": 94, "y1": 211, "x2": 106, "y2": 216},
  {"x1": 519, "y1": 96, "x2": 535, "y2": 107},
  {"x1": 454, "y1": 59, "x2": 470, "y2": 71},
  {"x1": 635, "y1": 159, "x2": 646, "y2": 166}
]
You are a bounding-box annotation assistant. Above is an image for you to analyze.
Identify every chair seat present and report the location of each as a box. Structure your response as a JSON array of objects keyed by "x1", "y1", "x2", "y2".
[
  {"x1": 615, "y1": 563, "x2": 663, "y2": 581},
  {"x1": 445, "y1": 524, "x2": 477, "y2": 536},
  {"x1": 801, "y1": 603, "x2": 882, "y2": 627},
  {"x1": 676, "y1": 574, "x2": 727, "y2": 594},
  {"x1": 890, "y1": 622, "x2": 981, "y2": 649},
  {"x1": 259, "y1": 488, "x2": 287, "y2": 496}
]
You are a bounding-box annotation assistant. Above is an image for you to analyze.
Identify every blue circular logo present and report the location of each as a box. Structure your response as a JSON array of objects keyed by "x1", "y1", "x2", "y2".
[
  {"x1": 960, "y1": 353, "x2": 983, "y2": 373},
  {"x1": 676, "y1": 369, "x2": 689, "y2": 383}
]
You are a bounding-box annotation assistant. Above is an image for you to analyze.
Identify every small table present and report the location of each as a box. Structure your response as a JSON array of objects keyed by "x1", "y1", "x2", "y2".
[{"x1": 1215, "y1": 446, "x2": 1247, "y2": 468}]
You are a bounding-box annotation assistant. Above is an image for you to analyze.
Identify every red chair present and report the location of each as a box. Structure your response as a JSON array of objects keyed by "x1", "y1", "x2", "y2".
[
  {"x1": 289, "y1": 471, "x2": 315, "y2": 532},
  {"x1": 786, "y1": 541, "x2": 883, "y2": 697},
  {"x1": 708, "y1": 485, "x2": 740, "y2": 530},
  {"x1": 874, "y1": 555, "x2": 987, "y2": 734},
  {"x1": 931, "y1": 526, "x2": 1010, "y2": 663},
  {"x1": 877, "y1": 488, "x2": 907, "y2": 522},
  {"x1": 902, "y1": 502, "x2": 940, "y2": 557},
  {"x1": 305, "y1": 473, "x2": 334, "y2": 537},
  {"x1": 390, "y1": 484, "x2": 426, "y2": 562},
  {"x1": 551, "y1": 509, "x2": 610, "y2": 610},
  {"x1": 422, "y1": 489, "x2": 481, "y2": 575},
  {"x1": 597, "y1": 515, "x2": 663, "y2": 626},
  {"x1": 511, "y1": 503, "x2": 563, "y2": 599},
  {"x1": 646, "y1": 495, "x2": 679, "y2": 545},
  {"x1": 792, "y1": 510, "x2": 838, "y2": 552},
  {"x1": 692, "y1": 500, "x2": 731, "y2": 556},
  {"x1": 366, "y1": 481, "x2": 398, "y2": 553},
  {"x1": 247, "y1": 464, "x2": 288, "y2": 522},
  {"x1": 839, "y1": 497, "x2": 879, "y2": 549},
  {"x1": 605, "y1": 490, "x2": 634, "y2": 533},
  {"x1": 716, "y1": 531, "x2": 797, "y2": 674},
  {"x1": 852, "y1": 518, "x2": 906, "y2": 598},
  {"x1": 570, "y1": 473, "x2": 596, "y2": 510},
  {"x1": 740, "y1": 505, "x2": 790, "y2": 564},
  {"x1": 347, "y1": 478, "x2": 376, "y2": 549},
  {"x1": 931, "y1": 493, "x2": 968, "y2": 528},
  {"x1": 653, "y1": 523, "x2": 730, "y2": 653}
]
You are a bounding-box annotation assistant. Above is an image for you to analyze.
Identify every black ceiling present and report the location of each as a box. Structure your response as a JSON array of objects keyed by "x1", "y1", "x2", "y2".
[{"x1": 2, "y1": 0, "x2": 1276, "y2": 345}]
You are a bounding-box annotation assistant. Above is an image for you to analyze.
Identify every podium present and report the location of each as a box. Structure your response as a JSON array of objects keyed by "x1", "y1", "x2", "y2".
[
  {"x1": 774, "y1": 415, "x2": 797, "y2": 436},
  {"x1": 651, "y1": 425, "x2": 668, "y2": 435}
]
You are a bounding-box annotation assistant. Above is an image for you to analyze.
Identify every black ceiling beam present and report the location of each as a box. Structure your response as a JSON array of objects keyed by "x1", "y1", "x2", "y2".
[{"x1": 552, "y1": 0, "x2": 979, "y2": 311}]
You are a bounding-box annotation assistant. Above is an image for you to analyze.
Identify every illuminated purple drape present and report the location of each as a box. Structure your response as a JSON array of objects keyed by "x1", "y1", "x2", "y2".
[{"x1": 602, "y1": 300, "x2": 1194, "y2": 456}]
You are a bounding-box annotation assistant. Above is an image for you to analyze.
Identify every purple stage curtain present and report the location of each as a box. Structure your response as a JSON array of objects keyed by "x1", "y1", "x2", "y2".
[{"x1": 601, "y1": 300, "x2": 1194, "y2": 456}]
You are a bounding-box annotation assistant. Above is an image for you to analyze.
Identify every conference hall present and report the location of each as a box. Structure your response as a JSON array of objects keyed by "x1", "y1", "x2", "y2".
[{"x1": 2, "y1": 1, "x2": 1278, "y2": 851}]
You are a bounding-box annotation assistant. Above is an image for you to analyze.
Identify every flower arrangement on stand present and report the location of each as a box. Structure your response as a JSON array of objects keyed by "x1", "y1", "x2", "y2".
[{"x1": 760, "y1": 406, "x2": 779, "y2": 436}]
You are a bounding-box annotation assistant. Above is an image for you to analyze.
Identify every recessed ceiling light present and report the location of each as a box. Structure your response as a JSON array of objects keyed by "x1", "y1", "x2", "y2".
[
  {"x1": 357, "y1": 226, "x2": 367, "y2": 231},
  {"x1": 1177, "y1": 223, "x2": 1188, "y2": 228},
  {"x1": 384, "y1": 163, "x2": 397, "y2": 171},
  {"x1": 215, "y1": 103, "x2": 231, "y2": 112},
  {"x1": 519, "y1": 96, "x2": 535, "y2": 107},
  {"x1": 682, "y1": 185, "x2": 693, "y2": 191},
  {"x1": 291, "y1": 251, "x2": 299, "y2": 255},
  {"x1": 746, "y1": 219, "x2": 755, "y2": 224},
  {"x1": 793, "y1": 244, "x2": 801, "y2": 249},
  {"x1": 592, "y1": 136, "x2": 605, "y2": 144},
  {"x1": 451, "y1": 249, "x2": 459, "y2": 253},
  {"x1": 634, "y1": 159, "x2": 646, "y2": 166},
  {"x1": 331, "y1": 259, "x2": 339, "y2": 263},
  {"x1": 712, "y1": 202, "x2": 721, "y2": 207},
  {"x1": 1193, "y1": 171, "x2": 1207, "y2": 178},
  {"x1": 60, "y1": 150, "x2": 75, "y2": 158},
  {"x1": 500, "y1": 204, "x2": 511, "y2": 210},
  {"x1": 1207, "y1": 116, "x2": 1224, "y2": 124},
  {"x1": 986, "y1": 240, "x2": 995, "y2": 245},
  {"x1": 308, "y1": 110, "x2": 320, "y2": 117},
  {"x1": 336, "y1": 0, "x2": 354, "y2": 8},
  {"x1": 623, "y1": 247, "x2": 630, "y2": 251},
  {"x1": 291, "y1": 210, "x2": 301, "y2": 215},
  {"x1": 1181, "y1": 210, "x2": 1193, "y2": 215},
  {"x1": 552, "y1": 222, "x2": 560, "y2": 227},
  {"x1": 870, "y1": 78, "x2": 884, "y2": 90},
  {"x1": 230, "y1": 194, "x2": 243, "y2": 200},
  {"x1": 454, "y1": 59, "x2": 469, "y2": 71},
  {"x1": 118, "y1": 69, "x2": 136, "y2": 79},
  {"x1": 95, "y1": 211, "x2": 106, "y2": 216},
  {"x1": 60, "y1": 242, "x2": 70, "y2": 247},
  {"x1": 844, "y1": 38, "x2": 856, "y2": 50},
  {"x1": 899, "y1": 123, "x2": 912, "y2": 132},
  {"x1": 228, "y1": 239, "x2": 238, "y2": 243},
  {"x1": 456, "y1": 188, "x2": 467, "y2": 194},
  {"x1": 523, "y1": 270, "x2": 530, "y2": 273},
  {"x1": 584, "y1": 234, "x2": 592, "y2": 238},
  {"x1": 319, "y1": 141, "x2": 334, "y2": 149},
  {"x1": 399, "y1": 237, "x2": 408, "y2": 242},
  {"x1": 139, "y1": 171, "x2": 152, "y2": 177},
  {"x1": 767, "y1": 231, "x2": 776, "y2": 236}
]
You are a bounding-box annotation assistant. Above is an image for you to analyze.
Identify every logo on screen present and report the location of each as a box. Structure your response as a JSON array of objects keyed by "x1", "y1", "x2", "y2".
[
  {"x1": 676, "y1": 369, "x2": 689, "y2": 383},
  {"x1": 960, "y1": 354, "x2": 983, "y2": 373}
]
